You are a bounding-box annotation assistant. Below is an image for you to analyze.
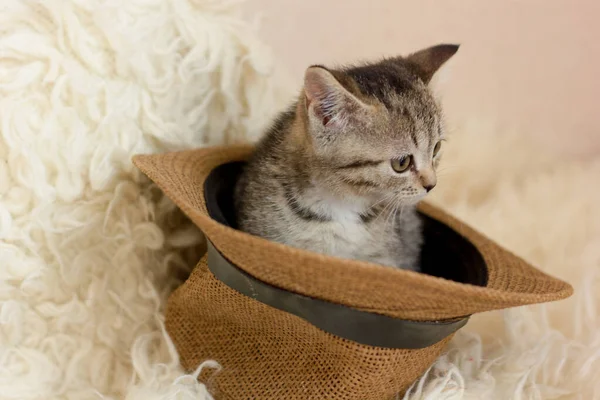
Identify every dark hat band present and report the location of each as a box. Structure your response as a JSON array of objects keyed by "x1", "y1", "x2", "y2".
[{"x1": 207, "y1": 240, "x2": 468, "y2": 349}]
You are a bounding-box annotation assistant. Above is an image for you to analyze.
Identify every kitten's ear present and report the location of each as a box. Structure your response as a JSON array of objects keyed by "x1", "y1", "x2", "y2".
[
  {"x1": 303, "y1": 66, "x2": 368, "y2": 128},
  {"x1": 405, "y1": 44, "x2": 459, "y2": 83}
]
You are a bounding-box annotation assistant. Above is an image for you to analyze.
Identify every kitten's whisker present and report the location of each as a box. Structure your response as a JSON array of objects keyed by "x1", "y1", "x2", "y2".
[
  {"x1": 370, "y1": 193, "x2": 397, "y2": 216},
  {"x1": 383, "y1": 195, "x2": 401, "y2": 227},
  {"x1": 370, "y1": 193, "x2": 395, "y2": 209},
  {"x1": 389, "y1": 198, "x2": 404, "y2": 229},
  {"x1": 388, "y1": 201, "x2": 398, "y2": 229},
  {"x1": 396, "y1": 202, "x2": 404, "y2": 225},
  {"x1": 438, "y1": 162, "x2": 461, "y2": 168},
  {"x1": 373, "y1": 195, "x2": 397, "y2": 225},
  {"x1": 436, "y1": 166, "x2": 461, "y2": 174}
]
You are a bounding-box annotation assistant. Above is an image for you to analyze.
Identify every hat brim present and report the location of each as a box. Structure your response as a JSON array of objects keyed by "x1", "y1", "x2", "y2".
[{"x1": 133, "y1": 146, "x2": 573, "y2": 321}]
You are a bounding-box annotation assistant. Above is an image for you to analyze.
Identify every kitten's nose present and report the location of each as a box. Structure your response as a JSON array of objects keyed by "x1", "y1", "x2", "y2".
[
  {"x1": 419, "y1": 169, "x2": 437, "y2": 192},
  {"x1": 423, "y1": 183, "x2": 436, "y2": 192}
]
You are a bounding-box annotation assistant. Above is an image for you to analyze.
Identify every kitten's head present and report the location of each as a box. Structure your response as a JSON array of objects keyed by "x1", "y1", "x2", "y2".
[{"x1": 298, "y1": 44, "x2": 458, "y2": 207}]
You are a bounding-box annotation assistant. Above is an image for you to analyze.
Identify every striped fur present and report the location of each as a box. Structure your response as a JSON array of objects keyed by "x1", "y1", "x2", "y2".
[{"x1": 234, "y1": 44, "x2": 458, "y2": 270}]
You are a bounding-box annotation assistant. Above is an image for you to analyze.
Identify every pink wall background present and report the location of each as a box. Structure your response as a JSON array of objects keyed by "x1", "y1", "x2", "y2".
[{"x1": 245, "y1": 1, "x2": 599, "y2": 158}]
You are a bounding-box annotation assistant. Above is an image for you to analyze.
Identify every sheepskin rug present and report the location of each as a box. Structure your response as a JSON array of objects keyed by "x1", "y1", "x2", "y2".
[{"x1": 0, "y1": 1, "x2": 598, "y2": 399}]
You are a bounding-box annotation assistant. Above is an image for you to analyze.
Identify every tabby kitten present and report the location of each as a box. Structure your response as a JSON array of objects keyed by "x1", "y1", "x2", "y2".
[{"x1": 234, "y1": 44, "x2": 458, "y2": 271}]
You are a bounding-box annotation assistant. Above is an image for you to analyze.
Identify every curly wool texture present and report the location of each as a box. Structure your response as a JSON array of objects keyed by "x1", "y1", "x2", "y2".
[
  {"x1": 0, "y1": 1, "x2": 599, "y2": 400},
  {"x1": 0, "y1": 0, "x2": 291, "y2": 399}
]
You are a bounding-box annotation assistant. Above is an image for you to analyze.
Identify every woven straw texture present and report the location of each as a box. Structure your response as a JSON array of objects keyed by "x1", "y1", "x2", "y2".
[
  {"x1": 132, "y1": 145, "x2": 573, "y2": 399},
  {"x1": 169, "y1": 254, "x2": 452, "y2": 399}
]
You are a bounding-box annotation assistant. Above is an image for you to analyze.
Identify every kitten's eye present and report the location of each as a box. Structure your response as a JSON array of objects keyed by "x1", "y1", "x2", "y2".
[
  {"x1": 433, "y1": 141, "x2": 442, "y2": 157},
  {"x1": 391, "y1": 155, "x2": 412, "y2": 173}
]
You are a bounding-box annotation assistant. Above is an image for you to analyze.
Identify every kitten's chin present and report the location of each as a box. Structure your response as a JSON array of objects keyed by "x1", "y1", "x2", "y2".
[{"x1": 399, "y1": 193, "x2": 428, "y2": 206}]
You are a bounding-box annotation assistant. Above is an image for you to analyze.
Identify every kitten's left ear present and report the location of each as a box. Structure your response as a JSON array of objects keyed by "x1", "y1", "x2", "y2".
[{"x1": 406, "y1": 44, "x2": 460, "y2": 84}]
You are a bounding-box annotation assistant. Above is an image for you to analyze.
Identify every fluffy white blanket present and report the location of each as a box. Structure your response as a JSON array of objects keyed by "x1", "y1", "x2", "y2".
[{"x1": 1, "y1": 1, "x2": 598, "y2": 399}]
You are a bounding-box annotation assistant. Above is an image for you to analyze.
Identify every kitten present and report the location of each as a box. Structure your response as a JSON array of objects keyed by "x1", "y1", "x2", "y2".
[{"x1": 234, "y1": 44, "x2": 458, "y2": 271}]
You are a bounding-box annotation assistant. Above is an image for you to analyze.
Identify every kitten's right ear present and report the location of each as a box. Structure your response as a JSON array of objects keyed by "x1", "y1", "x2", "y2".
[
  {"x1": 303, "y1": 66, "x2": 368, "y2": 128},
  {"x1": 405, "y1": 44, "x2": 460, "y2": 84}
]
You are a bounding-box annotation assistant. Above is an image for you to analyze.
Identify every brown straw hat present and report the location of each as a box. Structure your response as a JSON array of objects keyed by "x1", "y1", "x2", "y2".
[{"x1": 133, "y1": 145, "x2": 573, "y2": 400}]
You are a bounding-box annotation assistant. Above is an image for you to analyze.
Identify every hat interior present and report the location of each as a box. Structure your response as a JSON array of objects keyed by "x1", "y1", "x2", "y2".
[{"x1": 204, "y1": 161, "x2": 489, "y2": 288}]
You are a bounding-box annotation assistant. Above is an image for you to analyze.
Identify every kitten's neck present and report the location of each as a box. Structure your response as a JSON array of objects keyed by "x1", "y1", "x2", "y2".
[{"x1": 293, "y1": 179, "x2": 371, "y2": 222}]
